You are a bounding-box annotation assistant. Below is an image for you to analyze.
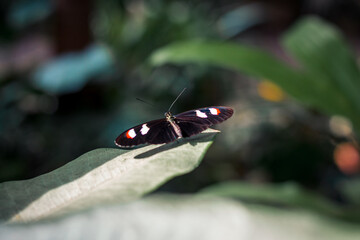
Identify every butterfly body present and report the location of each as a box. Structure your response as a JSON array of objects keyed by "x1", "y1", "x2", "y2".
[{"x1": 115, "y1": 106, "x2": 233, "y2": 148}]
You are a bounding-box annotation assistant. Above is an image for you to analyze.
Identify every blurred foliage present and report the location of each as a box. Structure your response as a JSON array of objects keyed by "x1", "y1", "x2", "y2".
[
  {"x1": 1, "y1": 194, "x2": 360, "y2": 240},
  {"x1": 91, "y1": 0, "x2": 237, "y2": 109},
  {"x1": 151, "y1": 17, "x2": 360, "y2": 132},
  {"x1": 32, "y1": 44, "x2": 114, "y2": 94},
  {"x1": 201, "y1": 181, "x2": 360, "y2": 222},
  {"x1": 8, "y1": 0, "x2": 52, "y2": 29},
  {"x1": 340, "y1": 178, "x2": 360, "y2": 206},
  {"x1": 149, "y1": 16, "x2": 360, "y2": 206},
  {"x1": 93, "y1": 0, "x2": 217, "y2": 69}
]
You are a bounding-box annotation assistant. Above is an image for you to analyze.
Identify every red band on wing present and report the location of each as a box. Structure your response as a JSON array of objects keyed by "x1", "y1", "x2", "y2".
[{"x1": 126, "y1": 130, "x2": 135, "y2": 139}]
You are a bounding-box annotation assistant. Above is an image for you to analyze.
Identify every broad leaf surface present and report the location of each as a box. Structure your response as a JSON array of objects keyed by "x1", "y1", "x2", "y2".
[
  {"x1": 0, "y1": 129, "x2": 217, "y2": 222},
  {"x1": 1, "y1": 194, "x2": 359, "y2": 240}
]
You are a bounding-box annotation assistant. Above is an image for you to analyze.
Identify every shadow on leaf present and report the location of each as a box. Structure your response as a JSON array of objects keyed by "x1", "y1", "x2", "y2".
[{"x1": 135, "y1": 131, "x2": 219, "y2": 159}]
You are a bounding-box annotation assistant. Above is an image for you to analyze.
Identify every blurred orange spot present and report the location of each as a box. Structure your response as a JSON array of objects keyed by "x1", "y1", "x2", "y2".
[
  {"x1": 334, "y1": 143, "x2": 360, "y2": 175},
  {"x1": 257, "y1": 80, "x2": 285, "y2": 102}
]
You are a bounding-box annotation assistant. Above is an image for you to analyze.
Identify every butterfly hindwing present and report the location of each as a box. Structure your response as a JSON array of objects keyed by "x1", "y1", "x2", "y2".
[
  {"x1": 175, "y1": 106, "x2": 234, "y2": 137},
  {"x1": 115, "y1": 119, "x2": 177, "y2": 148},
  {"x1": 175, "y1": 121, "x2": 208, "y2": 138}
]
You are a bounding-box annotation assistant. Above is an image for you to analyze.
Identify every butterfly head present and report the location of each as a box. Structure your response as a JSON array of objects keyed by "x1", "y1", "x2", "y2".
[{"x1": 165, "y1": 111, "x2": 174, "y2": 121}]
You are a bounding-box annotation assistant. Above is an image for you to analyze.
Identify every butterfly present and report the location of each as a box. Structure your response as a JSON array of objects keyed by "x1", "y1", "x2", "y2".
[
  {"x1": 114, "y1": 89, "x2": 233, "y2": 148},
  {"x1": 115, "y1": 106, "x2": 233, "y2": 148}
]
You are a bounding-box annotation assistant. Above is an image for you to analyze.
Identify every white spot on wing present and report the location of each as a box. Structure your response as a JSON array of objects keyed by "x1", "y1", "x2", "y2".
[
  {"x1": 140, "y1": 124, "x2": 150, "y2": 135},
  {"x1": 209, "y1": 108, "x2": 219, "y2": 115},
  {"x1": 196, "y1": 110, "x2": 207, "y2": 118},
  {"x1": 128, "y1": 129, "x2": 136, "y2": 138}
]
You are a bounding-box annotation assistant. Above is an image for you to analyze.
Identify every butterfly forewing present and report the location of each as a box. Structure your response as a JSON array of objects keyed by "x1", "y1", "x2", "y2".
[
  {"x1": 115, "y1": 119, "x2": 177, "y2": 148},
  {"x1": 175, "y1": 106, "x2": 234, "y2": 137}
]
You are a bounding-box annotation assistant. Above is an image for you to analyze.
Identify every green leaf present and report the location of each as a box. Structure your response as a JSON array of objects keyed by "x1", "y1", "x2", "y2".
[
  {"x1": 283, "y1": 17, "x2": 360, "y2": 113},
  {"x1": 282, "y1": 16, "x2": 360, "y2": 129},
  {"x1": 149, "y1": 17, "x2": 360, "y2": 132},
  {"x1": 338, "y1": 178, "x2": 360, "y2": 206},
  {"x1": 200, "y1": 181, "x2": 360, "y2": 222},
  {"x1": 1, "y1": 194, "x2": 359, "y2": 240},
  {"x1": 0, "y1": 129, "x2": 217, "y2": 223},
  {"x1": 150, "y1": 39, "x2": 341, "y2": 120},
  {"x1": 151, "y1": 39, "x2": 304, "y2": 97}
]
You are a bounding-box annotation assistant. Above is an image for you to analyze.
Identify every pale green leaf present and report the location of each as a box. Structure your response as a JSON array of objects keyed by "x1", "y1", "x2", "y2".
[
  {"x1": 0, "y1": 129, "x2": 217, "y2": 223},
  {"x1": 1, "y1": 194, "x2": 359, "y2": 240}
]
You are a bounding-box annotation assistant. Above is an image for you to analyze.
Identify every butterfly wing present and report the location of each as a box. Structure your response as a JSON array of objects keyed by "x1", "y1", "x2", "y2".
[
  {"x1": 115, "y1": 119, "x2": 178, "y2": 148},
  {"x1": 175, "y1": 106, "x2": 234, "y2": 137}
]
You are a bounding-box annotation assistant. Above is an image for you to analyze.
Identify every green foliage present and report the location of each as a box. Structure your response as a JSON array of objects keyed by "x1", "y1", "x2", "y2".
[
  {"x1": 339, "y1": 178, "x2": 360, "y2": 206},
  {"x1": 150, "y1": 16, "x2": 360, "y2": 132},
  {"x1": 1, "y1": 195, "x2": 360, "y2": 240},
  {"x1": 201, "y1": 181, "x2": 360, "y2": 222},
  {"x1": 94, "y1": 0, "x2": 216, "y2": 72},
  {"x1": 0, "y1": 130, "x2": 217, "y2": 222}
]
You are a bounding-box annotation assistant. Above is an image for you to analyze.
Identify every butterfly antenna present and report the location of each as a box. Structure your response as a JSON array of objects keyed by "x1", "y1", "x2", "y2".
[
  {"x1": 168, "y1": 88, "x2": 186, "y2": 112},
  {"x1": 136, "y1": 98, "x2": 157, "y2": 109}
]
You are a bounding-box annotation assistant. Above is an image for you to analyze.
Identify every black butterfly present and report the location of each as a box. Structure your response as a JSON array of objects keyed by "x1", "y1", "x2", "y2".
[{"x1": 115, "y1": 106, "x2": 233, "y2": 148}]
